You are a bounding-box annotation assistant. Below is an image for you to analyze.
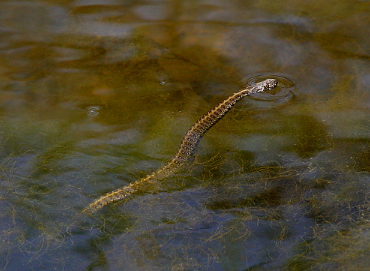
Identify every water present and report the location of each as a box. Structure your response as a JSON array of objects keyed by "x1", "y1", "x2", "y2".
[{"x1": 0, "y1": 0, "x2": 370, "y2": 270}]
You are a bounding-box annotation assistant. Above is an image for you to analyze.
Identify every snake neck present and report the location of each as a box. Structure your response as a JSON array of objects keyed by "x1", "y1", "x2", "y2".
[{"x1": 171, "y1": 79, "x2": 276, "y2": 165}]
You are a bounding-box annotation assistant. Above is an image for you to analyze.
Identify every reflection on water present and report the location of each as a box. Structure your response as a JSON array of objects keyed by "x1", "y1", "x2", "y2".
[{"x1": 0, "y1": 0, "x2": 370, "y2": 270}]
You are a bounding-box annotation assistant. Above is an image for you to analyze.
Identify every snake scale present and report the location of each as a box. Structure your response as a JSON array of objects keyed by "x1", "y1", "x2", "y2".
[{"x1": 84, "y1": 79, "x2": 277, "y2": 213}]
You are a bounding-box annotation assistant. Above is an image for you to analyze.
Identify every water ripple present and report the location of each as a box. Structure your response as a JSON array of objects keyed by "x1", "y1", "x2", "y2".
[
  {"x1": 243, "y1": 74, "x2": 295, "y2": 107},
  {"x1": 86, "y1": 106, "x2": 101, "y2": 116}
]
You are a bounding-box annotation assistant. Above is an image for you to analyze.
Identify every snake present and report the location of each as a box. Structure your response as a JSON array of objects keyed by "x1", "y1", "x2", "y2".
[{"x1": 84, "y1": 78, "x2": 277, "y2": 213}]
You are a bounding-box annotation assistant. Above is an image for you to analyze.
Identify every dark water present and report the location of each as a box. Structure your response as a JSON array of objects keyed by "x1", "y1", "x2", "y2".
[{"x1": 1, "y1": 0, "x2": 370, "y2": 270}]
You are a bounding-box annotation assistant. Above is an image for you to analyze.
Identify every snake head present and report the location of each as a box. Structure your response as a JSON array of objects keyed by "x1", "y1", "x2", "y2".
[
  {"x1": 263, "y1": 79, "x2": 278, "y2": 90},
  {"x1": 252, "y1": 79, "x2": 278, "y2": 93}
]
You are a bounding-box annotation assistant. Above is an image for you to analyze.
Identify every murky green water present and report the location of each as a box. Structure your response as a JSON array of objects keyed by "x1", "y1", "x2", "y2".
[{"x1": 1, "y1": 0, "x2": 370, "y2": 270}]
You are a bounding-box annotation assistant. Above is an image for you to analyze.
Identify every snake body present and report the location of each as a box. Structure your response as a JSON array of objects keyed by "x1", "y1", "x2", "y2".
[{"x1": 84, "y1": 79, "x2": 277, "y2": 213}]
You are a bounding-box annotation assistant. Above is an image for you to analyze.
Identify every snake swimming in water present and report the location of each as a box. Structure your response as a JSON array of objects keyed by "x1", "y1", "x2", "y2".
[{"x1": 84, "y1": 78, "x2": 278, "y2": 213}]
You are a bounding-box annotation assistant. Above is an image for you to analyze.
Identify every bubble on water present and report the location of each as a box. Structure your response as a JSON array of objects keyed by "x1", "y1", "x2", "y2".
[
  {"x1": 86, "y1": 106, "x2": 101, "y2": 116},
  {"x1": 159, "y1": 78, "x2": 168, "y2": 85}
]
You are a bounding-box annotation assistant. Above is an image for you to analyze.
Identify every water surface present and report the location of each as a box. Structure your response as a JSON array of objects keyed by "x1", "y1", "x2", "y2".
[{"x1": 0, "y1": 0, "x2": 370, "y2": 270}]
